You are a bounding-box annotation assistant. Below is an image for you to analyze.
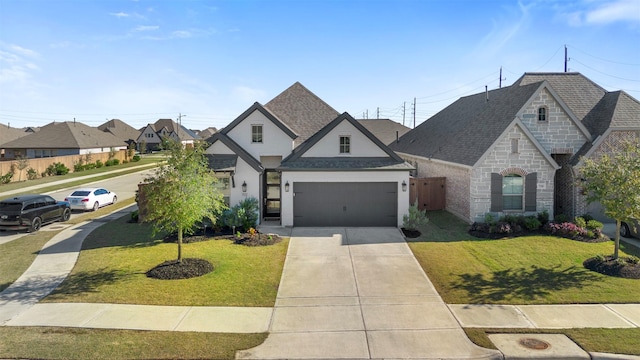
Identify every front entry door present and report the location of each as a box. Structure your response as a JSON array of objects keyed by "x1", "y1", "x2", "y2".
[{"x1": 263, "y1": 170, "x2": 281, "y2": 219}]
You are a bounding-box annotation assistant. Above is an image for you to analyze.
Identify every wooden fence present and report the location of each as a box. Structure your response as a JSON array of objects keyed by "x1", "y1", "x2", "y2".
[
  {"x1": 0, "y1": 150, "x2": 127, "y2": 183},
  {"x1": 409, "y1": 177, "x2": 446, "y2": 211}
]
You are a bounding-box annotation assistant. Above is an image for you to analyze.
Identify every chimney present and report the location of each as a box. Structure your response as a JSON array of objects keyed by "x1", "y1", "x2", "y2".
[
  {"x1": 396, "y1": 131, "x2": 399, "y2": 143},
  {"x1": 485, "y1": 86, "x2": 489, "y2": 102}
]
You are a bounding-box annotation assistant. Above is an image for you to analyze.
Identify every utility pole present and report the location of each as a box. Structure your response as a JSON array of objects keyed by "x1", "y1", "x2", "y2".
[
  {"x1": 376, "y1": 107, "x2": 379, "y2": 119},
  {"x1": 366, "y1": 109, "x2": 368, "y2": 119},
  {"x1": 402, "y1": 102, "x2": 406, "y2": 126},
  {"x1": 564, "y1": 45, "x2": 568, "y2": 72},
  {"x1": 177, "y1": 113, "x2": 186, "y2": 139},
  {"x1": 499, "y1": 66, "x2": 506, "y2": 88},
  {"x1": 413, "y1": 97, "x2": 416, "y2": 128}
]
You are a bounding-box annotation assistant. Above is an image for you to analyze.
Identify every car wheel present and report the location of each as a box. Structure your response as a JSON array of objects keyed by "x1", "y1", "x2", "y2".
[
  {"x1": 93, "y1": 202, "x2": 99, "y2": 211},
  {"x1": 620, "y1": 223, "x2": 631, "y2": 238},
  {"x1": 29, "y1": 217, "x2": 42, "y2": 232},
  {"x1": 112, "y1": 195, "x2": 117, "y2": 204},
  {"x1": 62, "y1": 208, "x2": 71, "y2": 222}
]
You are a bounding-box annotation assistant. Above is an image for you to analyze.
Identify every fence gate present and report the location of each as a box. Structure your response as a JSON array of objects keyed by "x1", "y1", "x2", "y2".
[{"x1": 409, "y1": 177, "x2": 446, "y2": 211}]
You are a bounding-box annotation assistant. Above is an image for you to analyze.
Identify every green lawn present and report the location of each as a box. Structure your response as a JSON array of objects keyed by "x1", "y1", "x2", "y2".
[
  {"x1": 409, "y1": 211, "x2": 640, "y2": 304},
  {"x1": 43, "y1": 214, "x2": 289, "y2": 307},
  {"x1": 0, "y1": 327, "x2": 266, "y2": 360}
]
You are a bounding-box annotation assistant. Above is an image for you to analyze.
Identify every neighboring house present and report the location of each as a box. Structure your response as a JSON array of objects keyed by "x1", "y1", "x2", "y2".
[
  {"x1": 137, "y1": 119, "x2": 199, "y2": 152},
  {"x1": 357, "y1": 119, "x2": 411, "y2": 146},
  {"x1": 195, "y1": 127, "x2": 218, "y2": 139},
  {"x1": 0, "y1": 123, "x2": 30, "y2": 159},
  {"x1": 205, "y1": 82, "x2": 413, "y2": 227},
  {"x1": 98, "y1": 119, "x2": 141, "y2": 148},
  {"x1": 1, "y1": 121, "x2": 127, "y2": 160},
  {"x1": 389, "y1": 72, "x2": 640, "y2": 223}
]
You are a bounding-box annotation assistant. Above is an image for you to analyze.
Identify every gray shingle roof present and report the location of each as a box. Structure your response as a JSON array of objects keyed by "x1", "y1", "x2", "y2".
[
  {"x1": 205, "y1": 133, "x2": 263, "y2": 173},
  {"x1": 264, "y1": 82, "x2": 340, "y2": 147},
  {"x1": 389, "y1": 82, "x2": 542, "y2": 166},
  {"x1": 278, "y1": 157, "x2": 414, "y2": 171},
  {"x1": 98, "y1": 119, "x2": 141, "y2": 144},
  {"x1": 0, "y1": 124, "x2": 30, "y2": 146},
  {"x1": 204, "y1": 154, "x2": 238, "y2": 172},
  {"x1": 357, "y1": 119, "x2": 411, "y2": 146},
  {"x1": 149, "y1": 119, "x2": 200, "y2": 140},
  {"x1": 1, "y1": 121, "x2": 124, "y2": 149},
  {"x1": 220, "y1": 103, "x2": 297, "y2": 140}
]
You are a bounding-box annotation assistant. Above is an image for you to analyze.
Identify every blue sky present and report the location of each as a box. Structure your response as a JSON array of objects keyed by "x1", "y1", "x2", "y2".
[{"x1": 1, "y1": 0, "x2": 639, "y2": 131}]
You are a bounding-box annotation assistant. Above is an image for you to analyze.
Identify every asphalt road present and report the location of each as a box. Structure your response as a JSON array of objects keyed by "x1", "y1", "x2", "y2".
[{"x1": 0, "y1": 168, "x2": 154, "y2": 244}]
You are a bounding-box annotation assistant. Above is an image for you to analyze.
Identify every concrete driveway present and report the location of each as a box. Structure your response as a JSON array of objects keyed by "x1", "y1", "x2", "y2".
[{"x1": 237, "y1": 227, "x2": 500, "y2": 360}]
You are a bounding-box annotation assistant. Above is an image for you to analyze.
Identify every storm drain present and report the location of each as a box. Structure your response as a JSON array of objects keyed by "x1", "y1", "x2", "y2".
[{"x1": 519, "y1": 337, "x2": 550, "y2": 350}]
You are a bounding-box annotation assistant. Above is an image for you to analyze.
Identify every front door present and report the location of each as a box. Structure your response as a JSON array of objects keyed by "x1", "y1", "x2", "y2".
[{"x1": 263, "y1": 170, "x2": 281, "y2": 220}]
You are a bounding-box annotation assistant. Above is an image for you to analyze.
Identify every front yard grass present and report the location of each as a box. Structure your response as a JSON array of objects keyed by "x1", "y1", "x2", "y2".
[
  {"x1": 0, "y1": 327, "x2": 266, "y2": 360},
  {"x1": 408, "y1": 211, "x2": 640, "y2": 304},
  {"x1": 410, "y1": 210, "x2": 640, "y2": 355},
  {"x1": 43, "y1": 214, "x2": 289, "y2": 306}
]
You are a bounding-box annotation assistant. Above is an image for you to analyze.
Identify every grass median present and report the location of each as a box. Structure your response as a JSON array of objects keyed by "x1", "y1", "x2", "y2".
[{"x1": 408, "y1": 210, "x2": 640, "y2": 355}]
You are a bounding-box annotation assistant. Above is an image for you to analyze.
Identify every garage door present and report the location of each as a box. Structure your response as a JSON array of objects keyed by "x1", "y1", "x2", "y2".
[{"x1": 293, "y1": 182, "x2": 397, "y2": 226}]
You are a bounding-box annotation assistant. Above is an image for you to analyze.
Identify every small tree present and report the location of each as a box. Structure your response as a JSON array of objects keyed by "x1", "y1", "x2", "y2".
[
  {"x1": 15, "y1": 156, "x2": 29, "y2": 181},
  {"x1": 403, "y1": 200, "x2": 429, "y2": 231},
  {"x1": 143, "y1": 139, "x2": 226, "y2": 262},
  {"x1": 580, "y1": 139, "x2": 640, "y2": 259}
]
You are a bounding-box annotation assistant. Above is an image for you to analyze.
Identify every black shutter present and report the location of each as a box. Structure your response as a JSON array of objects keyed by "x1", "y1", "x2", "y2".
[
  {"x1": 525, "y1": 172, "x2": 537, "y2": 211},
  {"x1": 490, "y1": 173, "x2": 502, "y2": 212}
]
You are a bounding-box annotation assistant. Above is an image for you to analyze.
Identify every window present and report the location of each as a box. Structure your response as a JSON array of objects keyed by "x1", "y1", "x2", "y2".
[
  {"x1": 502, "y1": 174, "x2": 523, "y2": 210},
  {"x1": 339, "y1": 136, "x2": 350, "y2": 154},
  {"x1": 511, "y1": 139, "x2": 519, "y2": 154},
  {"x1": 538, "y1": 107, "x2": 547, "y2": 122},
  {"x1": 214, "y1": 174, "x2": 231, "y2": 205},
  {"x1": 252, "y1": 125, "x2": 263, "y2": 143}
]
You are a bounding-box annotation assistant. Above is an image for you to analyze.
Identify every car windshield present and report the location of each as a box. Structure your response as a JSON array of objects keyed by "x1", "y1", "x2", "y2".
[
  {"x1": 0, "y1": 202, "x2": 22, "y2": 212},
  {"x1": 70, "y1": 191, "x2": 91, "y2": 196}
]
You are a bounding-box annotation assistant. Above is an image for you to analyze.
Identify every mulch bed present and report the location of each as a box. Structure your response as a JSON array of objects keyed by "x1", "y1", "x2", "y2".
[
  {"x1": 583, "y1": 256, "x2": 640, "y2": 279},
  {"x1": 468, "y1": 223, "x2": 609, "y2": 243},
  {"x1": 401, "y1": 228, "x2": 421, "y2": 238},
  {"x1": 146, "y1": 258, "x2": 214, "y2": 280},
  {"x1": 163, "y1": 228, "x2": 281, "y2": 246}
]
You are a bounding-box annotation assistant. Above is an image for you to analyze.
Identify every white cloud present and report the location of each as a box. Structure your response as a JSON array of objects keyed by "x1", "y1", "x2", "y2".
[
  {"x1": 585, "y1": 0, "x2": 640, "y2": 24},
  {"x1": 472, "y1": 2, "x2": 532, "y2": 59},
  {"x1": 134, "y1": 25, "x2": 159, "y2": 32},
  {"x1": 0, "y1": 45, "x2": 41, "y2": 84},
  {"x1": 171, "y1": 30, "x2": 192, "y2": 38},
  {"x1": 9, "y1": 44, "x2": 40, "y2": 58},
  {"x1": 110, "y1": 12, "x2": 130, "y2": 18}
]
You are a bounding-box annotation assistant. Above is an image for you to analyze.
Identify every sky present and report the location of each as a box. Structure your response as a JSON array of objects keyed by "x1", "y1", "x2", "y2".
[{"x1": 1, "y1": 0, "x2": 639, "y2": 132}]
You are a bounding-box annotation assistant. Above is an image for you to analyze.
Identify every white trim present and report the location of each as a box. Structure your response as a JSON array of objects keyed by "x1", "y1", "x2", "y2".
[{"x1": 396, "y1": 151, "x2": 473, "y2": 170}]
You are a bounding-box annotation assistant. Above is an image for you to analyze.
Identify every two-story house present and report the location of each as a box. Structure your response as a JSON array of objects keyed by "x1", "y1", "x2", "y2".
[
  {"x1": 390, "y1": 72, "x2": 640, "y2": 223},
  {"x1": 204, "y1": 82, "x2": 413, "y2": 227},
  {"x1": 137, "y1": 119, "x2": 199, "y2": 152}
]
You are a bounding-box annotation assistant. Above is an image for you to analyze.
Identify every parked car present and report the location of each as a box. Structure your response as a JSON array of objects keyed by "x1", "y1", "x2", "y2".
[
  {"x1": 0, "y1": 194, "x2": 71, "y2": 232},
  {"x1": 620, "y1": 218, "x2": 640, "y2": 239},
  {"x1": 65, "y1": 188, "x2": 117, "y2": 211}
]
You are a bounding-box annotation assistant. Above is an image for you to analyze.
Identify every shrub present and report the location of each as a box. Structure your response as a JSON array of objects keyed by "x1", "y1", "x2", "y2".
[
  {"x1": 104, "y1": 159, "x2": 114, "y2": 166},
  {"x1": 26, "y1": 167, "x2": 38, "y2": 180},
  {"x1": 132, "y1": 154, "x2": 141, "y2": 162},
  {"x1": 484, "y1": 213, "x2": 496, "y2": 226},
  {"x1": 111, "y1": 159, "x2": 120, "y2": 165},
  {"x1": 85, "y1": 163, "x2": 96, "y2": 170},
  {"x1": 581, "y1": 213, "x2": 595, "y2": 222},
  {"x1": 523, "y1": 216, "x2": 542, "y2": 231},
  {"x1": 544, "y1": 222, "x2": 587, "y2": 237},
  {"x1": 0, "y1": 172, "x2": 13, "y2": 184},
  {"x1": 628, "y1": 256, "x2": 639, "y2": 265},
  {"x1": 74, "y1": 163, "x2": 85, "y2": 172},
  {"x1": 224, "y1": 197, "x2": 260, "y2": 232},
  {"x1": 46, "y1": 162, "x2": 69, "y2": 176},
  {"x1": 122, "y1": 160, "x2": 128, "y2": 164},
  {"x1": 130, "y1": 210, "x2": 139, "y2": 223},
  {"x1": 403, "y1": 201, "x2": 429, "y2": 231},
  {"x1": 586, "y1": 219, "x2": 604, "y2": 231},
  {"x1": 496, "y1": 222, "x2": 512, "y2": 234},
  {"x1": 574, "y1": 216, "x2": 587, "y2": 229},
  {"x1": 95, "y1": 160, "x2": 104, "y2": 168},
  {"x1": 537, "y1": 210, "x2": 549, "y2": 225},
  {"x1": 554, "y1": 213, "x2": 569, "y2": 223}
]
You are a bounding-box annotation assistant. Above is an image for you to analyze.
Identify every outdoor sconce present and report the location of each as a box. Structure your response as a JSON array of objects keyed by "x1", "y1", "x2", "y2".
[
  {"x1": 242, "y1": 181, "x2": 247, "y2": 193},
  {"x1": 285, "y1": 181, "x2": 290, "y2": 192},
  {"x1": 402, "y1": 180, "x2": 407, "y2": 192}
]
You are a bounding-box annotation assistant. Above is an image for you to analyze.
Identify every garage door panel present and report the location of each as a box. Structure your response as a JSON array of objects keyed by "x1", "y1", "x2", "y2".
[{"x1": 293, "y1": 182, "x2": 397, "y2": 227}]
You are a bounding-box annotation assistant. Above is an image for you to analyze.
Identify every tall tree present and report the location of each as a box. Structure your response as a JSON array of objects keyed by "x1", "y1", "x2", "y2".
[
  {"x1": 580, "y1": 139, "x2": 640, "y2": 259},
  {"x1": 143, "y1": 139, "x2": 225, "y2": 262}
]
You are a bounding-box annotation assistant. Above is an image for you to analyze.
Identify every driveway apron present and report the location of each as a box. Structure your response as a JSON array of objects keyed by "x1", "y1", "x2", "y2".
[{"x1": 236, "y1": 227, "x2": 500, "y2": 360}]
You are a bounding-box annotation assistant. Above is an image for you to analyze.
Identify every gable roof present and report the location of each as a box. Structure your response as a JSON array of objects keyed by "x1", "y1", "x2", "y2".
[
  {"x1": 390, "y1": 81, "x2": 543, "y2": 166},
  {"x1": 279, "y1": 112, "x2": 411, "y2": 171},
  {"x1": 146, "y1": 119, "x2": 200, "y2": 141},
  {"x1": 1, "y1": 121, "x2": 124, "y2": 149},
  {"x1": 357, "y1": 119, "x2": 412, "y2": 146},
  {"x1": 205, "y1": 133, "x2": 263, "y2": 173},
  {"x1": 264, "y1": 82, "x2": 340, "y2": 146},
  {"x1": 0, "y1": 123, "x2": 30, "y2": 146},
  {"x1": 98, "y1": 119, "x2": 141, "y2": 144},
  {"x1": 220, "y1": 102, "x2": 297, "y2": 139}
]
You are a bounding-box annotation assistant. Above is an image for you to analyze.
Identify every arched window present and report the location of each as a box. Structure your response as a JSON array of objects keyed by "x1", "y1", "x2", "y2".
[
  {"x1": 503, "y1": 174, "x2": 523, "y2": 210},
  {"x1": 538, "y1": 107, "x2": 547, "y2": 122}
]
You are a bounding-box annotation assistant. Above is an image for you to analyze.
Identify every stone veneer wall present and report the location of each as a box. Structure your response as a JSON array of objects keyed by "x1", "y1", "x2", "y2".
[
  {"x1": 520, "y1": 88, "x2": 588, "y2": 154},
  {"x1": 471, "y1": 125, "x2": 556, "y2": 223},
  {"x1": 574, "y1": 130, "x2": 640, "y2": 220},
  {"x1": 399, "y1": 153, "x2": 471, "y2": 222}
]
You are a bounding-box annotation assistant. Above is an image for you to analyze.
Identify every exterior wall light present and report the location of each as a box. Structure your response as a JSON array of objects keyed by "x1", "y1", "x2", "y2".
[
  {"x1": 242, "y1": 181, "x2": 247, "y2": 193},
  {"x1": 402, "y1": 180, "x2": 407, "y2": 192},
  {"x1": 285, "y1": 181, "x2": 290, "y2": 192}
]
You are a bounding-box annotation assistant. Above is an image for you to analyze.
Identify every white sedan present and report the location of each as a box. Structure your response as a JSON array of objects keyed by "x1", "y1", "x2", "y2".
[{"x1": 65, "y1": 188, "x2": 117, "y2": 211}]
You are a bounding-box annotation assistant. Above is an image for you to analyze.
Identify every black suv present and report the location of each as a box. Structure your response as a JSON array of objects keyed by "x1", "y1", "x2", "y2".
[{"x1": 0, "y1": 195, "x2": 71, "y2": 232}]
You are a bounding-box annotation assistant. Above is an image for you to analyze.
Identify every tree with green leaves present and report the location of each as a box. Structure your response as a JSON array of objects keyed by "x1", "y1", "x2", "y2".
[
  {"x1": 580, "y1": 139, "x2": 640, "y2": 259},
  {"x1": 143, "y1": 139, "x2": 226, "y2": 262},
  {"x1": 15, "y1": 156, "x2": 29, "y2": 182}
]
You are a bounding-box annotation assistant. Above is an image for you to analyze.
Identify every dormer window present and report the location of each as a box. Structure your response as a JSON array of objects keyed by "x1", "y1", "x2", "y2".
[
  {"x1": 538, "y1": 107, "x2": 547, "y2": 122},
  {"x1": 252, "y1": 125, "x2": 263, "y2": 143},
  {"x1": 339, "y1": 136, "x2": 350, "y2": 154}
]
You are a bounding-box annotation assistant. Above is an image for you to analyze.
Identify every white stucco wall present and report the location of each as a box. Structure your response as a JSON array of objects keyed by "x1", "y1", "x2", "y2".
[
  {"x1": 280, "y1": 171, "x2": 411, "y2": 227},
  {"x1": 225, "y1": 110, "x2": 294, "y2": 160},
  {"x1": 303, "y1": 121, "x2": 388, "y2": 157},
  {"x1": 137, "y1": 126, "x2": 161, "y2": 144}
]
